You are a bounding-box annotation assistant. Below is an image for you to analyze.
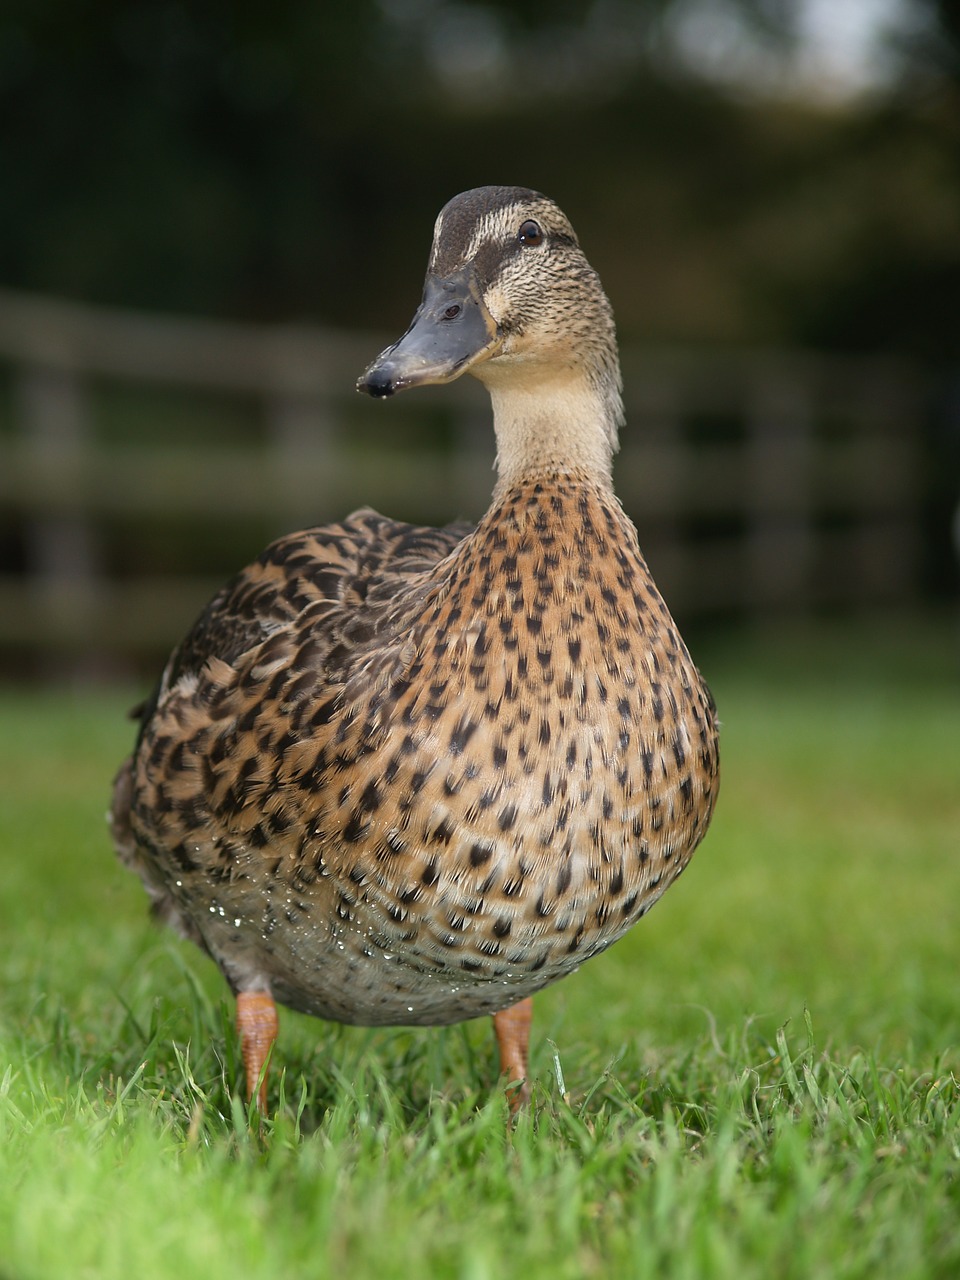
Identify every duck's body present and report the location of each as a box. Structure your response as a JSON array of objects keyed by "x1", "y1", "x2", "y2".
[{"x1": 112, "y1": 186, "x2": 719, "y2": 1107}]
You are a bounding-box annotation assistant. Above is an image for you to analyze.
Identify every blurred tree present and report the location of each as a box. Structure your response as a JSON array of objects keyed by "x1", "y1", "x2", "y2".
[
  {"x1": 896, "y1": 0, "x2": 960, "y2": 82},
  {"x1": 0, "y1": 0, "x2": 957, "y2": 356}
]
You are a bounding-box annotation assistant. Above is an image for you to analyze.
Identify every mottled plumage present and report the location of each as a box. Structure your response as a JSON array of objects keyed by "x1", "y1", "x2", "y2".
[{"x1": 112, "y1": 185, "x2": 719, "y2": 1109}]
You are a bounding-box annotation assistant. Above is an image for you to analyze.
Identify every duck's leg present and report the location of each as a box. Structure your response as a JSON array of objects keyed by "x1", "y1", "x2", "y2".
[
  {"x1": 236, "y1": 990, "x2": 278, "y2": 1112},
  {"x1": 493, "y1": 997, "x2": 533, "y2": 1111}
]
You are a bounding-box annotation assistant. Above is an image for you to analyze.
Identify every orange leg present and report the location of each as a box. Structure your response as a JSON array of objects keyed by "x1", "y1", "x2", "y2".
[
  {"x1": 493, "y1": 997, "x2": 533, "y2": 1111},
  {"x1": 236, "y1": 990, "x2": 279, "y2": 1113}
]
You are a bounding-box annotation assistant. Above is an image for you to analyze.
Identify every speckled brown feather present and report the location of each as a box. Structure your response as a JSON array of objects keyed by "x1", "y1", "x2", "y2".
[
  {"x1": 112, "y1": 185, "x2": 719, "y2": 1098},
  {"x1": 114, "y1": 480, "x2": 717, "y2": 1026}
]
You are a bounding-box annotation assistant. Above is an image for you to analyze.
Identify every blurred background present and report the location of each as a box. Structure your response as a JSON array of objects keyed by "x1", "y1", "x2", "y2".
[{"x1": 1, "y1": 0, "x2": 958, "y2": 679}]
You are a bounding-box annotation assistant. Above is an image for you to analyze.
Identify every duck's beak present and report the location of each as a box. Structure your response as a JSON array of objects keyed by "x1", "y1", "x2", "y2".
[{"x1": 357, "y1": 265, "x2": 501, "y2": 398}]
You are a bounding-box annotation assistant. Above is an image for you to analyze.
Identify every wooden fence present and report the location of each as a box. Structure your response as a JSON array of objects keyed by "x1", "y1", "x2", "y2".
[{"x1": 0, "y1": 287, "x2": 923, "y2": 671}]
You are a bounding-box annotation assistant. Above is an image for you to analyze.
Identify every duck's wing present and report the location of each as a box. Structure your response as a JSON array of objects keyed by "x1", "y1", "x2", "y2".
[
  {"x1": 111, "y1": 506, "x2": 471, "y2": 917},
  {"x1": 135, "y1": 507, "x2": 473, "y2": 734}
]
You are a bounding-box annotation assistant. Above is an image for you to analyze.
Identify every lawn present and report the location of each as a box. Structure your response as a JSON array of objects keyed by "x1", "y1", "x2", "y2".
[{"x1": 1, "y1": 617, "x2": 958, "y2": 1279}]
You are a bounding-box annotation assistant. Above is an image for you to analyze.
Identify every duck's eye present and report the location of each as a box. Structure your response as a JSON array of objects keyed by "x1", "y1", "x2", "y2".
[{"x1": 518, "y1": 220, "x2": 543, "y2": 247}]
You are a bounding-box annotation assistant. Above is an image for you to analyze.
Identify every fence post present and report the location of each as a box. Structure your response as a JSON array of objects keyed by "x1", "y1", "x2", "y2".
[
  {"x1": 16, "y1": 364, "x2": 104, "y2": 669},
  {"x1": 452, "y1": 396, "x2": 496, "y2": 522},
  {"x1": 621, "y1": 373, "x2": 687, "y2": 606},
  {"x1": 746, "y1": 371, "x2": 815, "y2": 613},
  {"x1": 264, "y1": 331, "x2": 343, "y2": 529},
  {"x1": 267, "y1": 389, "x2": 337, "y2": 531}
]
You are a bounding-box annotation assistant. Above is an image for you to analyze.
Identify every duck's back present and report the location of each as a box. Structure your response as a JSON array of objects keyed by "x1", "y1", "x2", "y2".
[{"x1": 114, "y1": 473, "x2": 718, "y2": 1028}]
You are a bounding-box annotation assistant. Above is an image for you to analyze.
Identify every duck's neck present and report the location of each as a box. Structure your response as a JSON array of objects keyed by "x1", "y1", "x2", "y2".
[{"x1": 477, "y1": 362, "x2": 623, "y2": 497}]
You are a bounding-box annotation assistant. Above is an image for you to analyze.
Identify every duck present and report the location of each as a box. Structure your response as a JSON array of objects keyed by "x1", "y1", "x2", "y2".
[{"x1": 110, "y1": 185, "x2": 720, "y2": 1113}]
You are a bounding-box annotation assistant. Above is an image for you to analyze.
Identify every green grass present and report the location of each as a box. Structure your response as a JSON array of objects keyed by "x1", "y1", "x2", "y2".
[{"x1": 1, "y1": 616, "x2": 959, "y2": 1279}]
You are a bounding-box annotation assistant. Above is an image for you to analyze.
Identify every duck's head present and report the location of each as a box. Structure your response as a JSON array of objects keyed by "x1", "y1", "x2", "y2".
[{"x1": 358, "y1": 186, "x2": 623, "y2": 484}]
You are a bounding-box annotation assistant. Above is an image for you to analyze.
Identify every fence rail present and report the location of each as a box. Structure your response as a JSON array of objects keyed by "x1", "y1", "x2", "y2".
[{"x1": 0, "y1": 287, "x2": 922, "y2": 669}]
